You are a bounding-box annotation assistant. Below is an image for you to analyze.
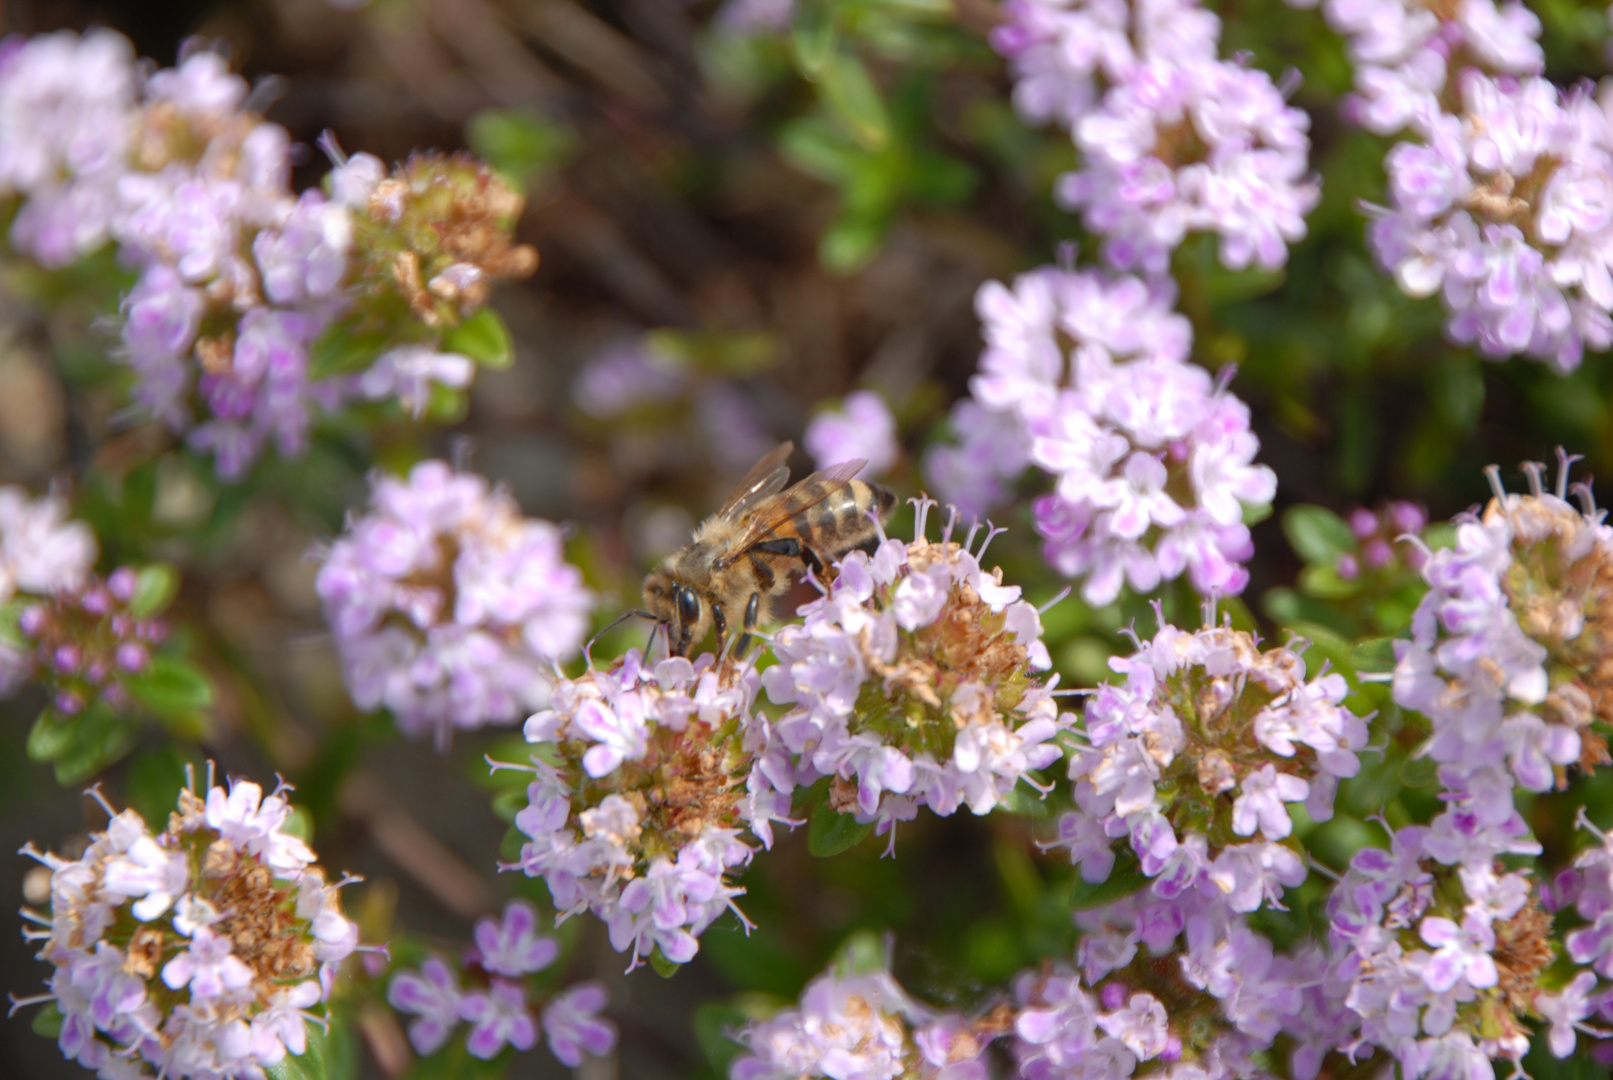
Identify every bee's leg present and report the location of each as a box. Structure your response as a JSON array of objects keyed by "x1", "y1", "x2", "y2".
[
  {"x1": 712, "y1": 603, "x2": 729, "y2": 656},
  {"x1": 750, "y1": 537, "x2": 824, "y2": 576},
  {"x1": 733, "y1": 592, "x2": 762, "y2": 659}
]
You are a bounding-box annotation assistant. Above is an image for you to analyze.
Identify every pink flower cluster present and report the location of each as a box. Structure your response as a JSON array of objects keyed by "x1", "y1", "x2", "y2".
[
  {"x1": 1393, "y1": 457, "x2": 1601, "y2": 810},
  {"x1": 0, "y1": 31, "x2": 519, "y2": 477},
  {"x1": 803, "y1": 390, "x2": 900, "y2": 480},
  {"x1": 1051, "y1": 615, "x2": 1365, "y2": 915},
  {"x1": 760, "y1": 501, "x2": 1070, "y2": 846},
  {"x1": 1014, "y1": 890, "x2": 1334, "y2": 1080},
  {"x1": 1323, "y1": 820, "x2": 1551, "y2": 1075},
  {"x1": 929, "y1": 264, "x2": 1275, "y2": 604},
  {"x1": 386, "y1": 900, "x2": 615, "y2": 1065},
  {"x1": 16, "y1": 775, "x2": 358, "y2": 1080},
  {"x1": 1367, "y1": 73, "x2": 1613, "y2": 370},
  {"x1": 1288, "y1": 0, "x2": 1613, "y2": 368},
  {"x1": 730, "y1": 952, "x2": 994, "y2": 1080},
  {"x1": 992, "y1": 0, "x2": 1319, "y2": 273},
  {"x1": 0, "y1": 485, "x2": 100, "y2": 696},
  {"x1": 315, "y1": 460, "x2": 594, "y2": 745},
  {"x1": 512, "y1": 650, "x2": 772, "y2": 968}
]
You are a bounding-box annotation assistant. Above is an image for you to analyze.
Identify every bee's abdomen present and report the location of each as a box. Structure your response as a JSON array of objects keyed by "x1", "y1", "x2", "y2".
[{"x1": 792, "y1": 479, "x2": 896, "y2": 559}]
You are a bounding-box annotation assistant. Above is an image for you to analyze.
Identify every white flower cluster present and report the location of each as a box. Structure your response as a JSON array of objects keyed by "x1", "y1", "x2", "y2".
[
  {"x1": 513, "y1": 651, "x2": 770, "y2": 968},
  {"x1": 761, "y1": 501, "x2": 1069, "y2": 846},
  {"x1": 18, "y1": 776, "x2": 358, "y2": 1080}
]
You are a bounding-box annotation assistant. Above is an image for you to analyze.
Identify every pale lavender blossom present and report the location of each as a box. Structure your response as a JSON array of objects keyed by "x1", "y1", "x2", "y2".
[
  {"x1": 0, "y1": 487, "x2": 96, "y2": 603},
  {"x1": 1367, "y1": 74, "x2": 1613, "y2": 370},
  {"x1": 1393, "y1": 459, "x2": 1601, "y2": 815},
  {"x1": 459, "y1": 980, "x2": 537, "y2": 1059},
  {"x1": 542, "y1": 983, "x2": 616, "y2": 1066},
  {"x1": 1061, "y1": 55, "x2": 1320, "y2": 274},
  {"x1": 730, "y1": 959, "x2": 990, "y2": 1080},
  {"x1": 1050, "y1": 616, "x2": 1362, "y2": 916},
  {"x1": 0, "y1": 29, "x2": 136, "y2": 265},
  {"x1": 989, "y1": 0, "x2": 1217, "y2": 130},
  {"x1": 1535, "y1": 971, "x2": 1604, "y2": 1058},
  {"x1": 1013, "y1": 890, "x2": 1306, "y2": 1078},
  {"x1": 359, "y1": 346, "x2": 475, "y2": 416},
  {"x1": 316, "y1": 460, "x2": 594, "y2": 745},
  {"x1": 511, "y1": 652, "x2": 769, "y2": 968},
  {"x1": 762, "y1": 503, "x2": 1069, "y2": 845},
  {"x1": 571, "y1": 338, "x2": 689, "y2": 419},
  {"x1": 716, "y1": 0, "x2": 796, "y2": 34},
  {"x1": 160, "y1": 927, "x2": 253, "y2": 999},
  {"x1": 923, "y1": 399, "x2": 1030, "y2": 519},
  {"x1": 1292, "y1": 0, "x2": 1542, "y2": 137},
  {"x1": 1323, "y1": 819, "x2": 1545, "y2": 1077},
  {"x1": 803, "y1": 390, "x2": 900, "y2": 479},
  {"x1": 16, "y1": 774, "x2": 358, "y2": 1080},
  {"x1": 938, "y1": 263, "x2": 1274, "y2": 604},
  {"x1": 473, "y1": 900, "x2": 559, "y2": 978}
]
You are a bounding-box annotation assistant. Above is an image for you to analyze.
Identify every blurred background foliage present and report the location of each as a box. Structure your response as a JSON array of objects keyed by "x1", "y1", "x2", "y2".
[{"x1": 5, "y1": 0, "x2": 1613, "y2": 1077}]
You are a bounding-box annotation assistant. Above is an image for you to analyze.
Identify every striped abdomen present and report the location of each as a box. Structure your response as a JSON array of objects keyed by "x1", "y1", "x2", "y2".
[{"x1": 780, "y1": 478, "x2": 897, "y2": 561}]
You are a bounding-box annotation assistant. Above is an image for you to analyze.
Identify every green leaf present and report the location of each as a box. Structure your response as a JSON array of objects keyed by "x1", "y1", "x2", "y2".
[
  {"x1": 28, "y1": 704, "x2": 140, "y2": 785},
  {"x1": 694, "y1": 1002, "x2": 751, "y2": 1075},
  {"x1": 30, "y1": 1001, "x2": 63, "y2": 1039},
  {"x1": 1068, "y1": 857, "x2": 1149, "y2": 911},
  {"x1": 792, "y1": 0, "x2": 837, "y2": 77},
  {"x1": 129, "y1": 564, "x2": 180, "y2": 619},
  {"x1": 441, "y1": 308, "x2": 513, "y2": 370},
  {"x1": 465, "y1": 109, "x2": 576, "y2": 188},
  {"x1": 266, "y1": 1016, "x2": 356, "y2": 1080},
  {"x1": 650, "y1": 947, "x2": 682, "y2": 978},
  {"x1": 1297, "y1": 563, "x2": 1362, "y2": 600},
  {"x1": 644, "y1": 329, "x2": 778, "y2": 377},
  {"x1": 27, "y1": 709, "x2": 77, "y2": 763},
  {"x1": 125, "y1": 656, "x2": 214, "y2": 724},
  {"x1": 908, "y1": 148, "x2": 976, "y2": 206},
  {"x1": 820, "y1": 214, "x2": 888, "y2": 274},
  {"x1": 1282, "y1": 505, "x2": 1358, "y2": 565},
  {"x1": 126, "y1": 744, "x2": 199, "y2": 826},
  {"x1": 997, "y1": 782, "x2": 1053, "y2": 817},
  {"x1": 821, "y1": 52, "x2": 890, "y2": 149},
  {"x1": 808, "y1": 801, "x2": 875, "y2": 856},
  {"x1": 829, "y1": 930, "x2": 887, "y2": 977},
  {"x1": 1350, "y1": 637, "x2": 1399, "y2": 675},
  {"x1": 309, "y1": 319, "x2": 396, "y2": 381},
  {"x1": 778, "y1": 117, "x2": 861, "y2": 183}
]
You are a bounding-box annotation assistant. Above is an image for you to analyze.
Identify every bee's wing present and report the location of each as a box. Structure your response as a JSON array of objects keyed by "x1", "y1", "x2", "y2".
[
  {"x1": 728, "y1": 458, "x2": 869, "y2": 555},
  {"x1": 717, "y1": 441, "x2": 796, "y2": 522}
]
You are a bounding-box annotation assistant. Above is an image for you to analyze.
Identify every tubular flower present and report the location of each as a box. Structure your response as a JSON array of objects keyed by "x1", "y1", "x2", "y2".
[
  {"x1": 315, "y1": 460, "x2": 594, "y2": 746},
  {"x1": 1014, "y1": 889, "x2": 1316, "y2": 1080},
  {"x1": 15, "y1": 774, "x2": 358, "y2": 1080},
  {"x1": 761, "y1": 500, "x2": 1071, "y2": 846},
  {"x1": 729, "y1": 951, "x2": 1002, "y2": 1080},
  {"x1": 5, "y1": 566, "x2": 171, "y2": 716},
  {"x1": 1050, "y1": 614, "x2": 1367, "y2": 915},
  {"x1": 927, "y1": 263, "x2": 1275, "y2": 604},
  {"x1": 511, "y1": 651, "x2": 773, "y2": 969},
  {"x1": 1393, "y1": 454, "x2": 1613, "y2": 803},
  {"x1": 0, "y1": 30, "x2": 536, "y2": 479},
  {"x1": 992, "y1": 0, "x2": 1318, "y2": 272},
  {"x1": 1324, "y1": 822, "x2": 1557, "y2": 1077},
  {"x1": 386, "y1": 899, "x2": 615, "y2": 1065},
  {"x1": 1367, "y1": 74, "x2": 1613, "y2": 371}
]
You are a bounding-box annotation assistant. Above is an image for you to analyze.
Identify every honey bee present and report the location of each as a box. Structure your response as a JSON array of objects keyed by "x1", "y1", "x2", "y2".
[{"x1": 639, "y1": 442, "x2": 897, "y2": 657}]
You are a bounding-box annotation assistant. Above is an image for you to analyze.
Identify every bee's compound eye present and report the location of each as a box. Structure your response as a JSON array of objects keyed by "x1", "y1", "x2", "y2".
[{"x1": 675, "y1": 586, "x2": 700, "y2": 628}]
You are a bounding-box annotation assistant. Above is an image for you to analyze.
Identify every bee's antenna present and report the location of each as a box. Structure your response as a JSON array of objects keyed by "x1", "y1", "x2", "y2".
[{"x1": 587, "y1": 610, "x2": 658, "y2": 662}]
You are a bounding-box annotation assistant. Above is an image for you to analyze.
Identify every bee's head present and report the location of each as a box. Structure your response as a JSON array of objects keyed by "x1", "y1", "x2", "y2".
[{"x1": 642, "y1": 570, "x2": 703, "y2": 656}]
